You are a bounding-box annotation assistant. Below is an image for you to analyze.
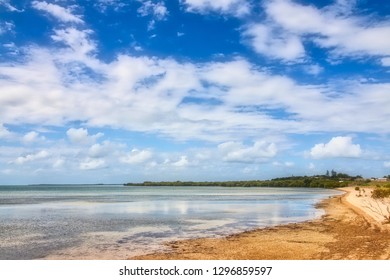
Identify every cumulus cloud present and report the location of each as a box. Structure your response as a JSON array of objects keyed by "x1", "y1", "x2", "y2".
[
  {"x1": 309, "y1": 136, "x2": 362, "y2": 159},
  {"x1": 32, "y1": 1, "x2": 83, "y2": 23},
  {"x1": 23, "y1": 131, "x2": 39, "y2": 143},
  {"x1": 51, "y1": 28, "x2": 96, "y2": 57},
  {"x1": 14, "y1": 150, "x2": 50, "y2": 165},
  {"x1": 67, "y1": 128, "x2": 89, "y2": 143},
  {"x1": 182, "y1": 0, "x2": 250, "y2": 17},
  {"x1": 247, "y1": 0, "x2": 390, "y2": 61},
  {"x1": 79, "y1": 158, "x2": 106, "y2": 170},
  {"x1": 218, "y1": 141, "x2": 277, "y2": 163},
  {"x1": 2, "y1": 0, "x2": 389, "y2": 183},
  {"x1": 1, "y1": 45, "x2": 390, "y2": 143},
  {"x1": 1, "y1": 26, "x2": 390, "y2": 145},
  {"x1": 22, "y1": 131, "x2": 46, "y2": 144},
  {"x1": 0, "y1": 123, "x2": 12, "y2": 139},
  {"x1": 120, "y1": 149, "x2": 153, "y2": 164},
  {"x1": 384, "y1": 161, "x2": 390, "y2": 168},
  {"x1": 66, "y1": 128, "x2": 103, "y2": 144},
  {"x1": 243, "y1": 23, "x2": 305, "y2": 61},
  {"x1": 381, "y1": 57, "x2": 390, "y2": 67},
  {"x1": 172, "y1": 155, "x2": 189, "y2": 167},
  {"x1": 88, "y1": 142, "x2": 112, "y2": 158}
]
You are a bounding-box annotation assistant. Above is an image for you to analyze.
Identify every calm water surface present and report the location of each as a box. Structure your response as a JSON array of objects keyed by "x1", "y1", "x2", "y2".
[{"x1": 0, "y1": 185, "x2": 341, "y2": 259}]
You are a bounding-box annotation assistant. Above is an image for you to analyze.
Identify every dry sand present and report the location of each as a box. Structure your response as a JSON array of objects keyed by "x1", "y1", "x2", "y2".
[{"x1": 132, "y1": 187, "x2": 390, "y2": 260}]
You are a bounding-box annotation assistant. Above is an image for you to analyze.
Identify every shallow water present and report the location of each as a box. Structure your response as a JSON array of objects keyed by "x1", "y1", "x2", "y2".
[{"x1": 0, "y1": 185, "x2": 341, "y2": 259}]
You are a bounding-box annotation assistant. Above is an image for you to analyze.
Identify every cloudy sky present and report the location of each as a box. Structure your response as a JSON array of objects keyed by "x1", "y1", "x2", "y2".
[{"x1": 1, "y1": 0, "x2": 390, "y2": 184}]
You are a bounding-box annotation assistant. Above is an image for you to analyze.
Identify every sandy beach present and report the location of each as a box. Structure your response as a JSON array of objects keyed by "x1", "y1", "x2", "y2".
[{"x1": 132, "y1": 187, "x2": 390, "y2": 260}]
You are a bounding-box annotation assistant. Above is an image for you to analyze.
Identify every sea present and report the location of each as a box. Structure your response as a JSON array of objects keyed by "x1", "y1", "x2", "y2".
[{"x1": 0, "y1": 184, "x2": 342, "y2": 259}]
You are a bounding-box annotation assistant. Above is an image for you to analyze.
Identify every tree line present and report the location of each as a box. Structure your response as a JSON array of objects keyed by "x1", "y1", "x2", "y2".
[{"x1": 124, "y1": 171, "x2": 363, "y2": 189}]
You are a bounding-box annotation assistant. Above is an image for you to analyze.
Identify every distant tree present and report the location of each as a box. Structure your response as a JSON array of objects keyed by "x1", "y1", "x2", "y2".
[
  {"x1": 326, "y1": 170, "x2": 330, "y2": 177},
  {"x1": 331, "y1": 169, "x2": 337, "y2": 177},
  {"x1": 336, "y1": 172, "x2": 349, "y2": 178}
]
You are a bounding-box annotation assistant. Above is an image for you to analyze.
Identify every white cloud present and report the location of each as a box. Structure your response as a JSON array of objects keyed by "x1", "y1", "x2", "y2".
[
  {"x1": 88, "y1": 142, "x2": 112, "y2": 158},
  {"x1": 273, "y1": 161, "x2": 294, "y2": 167},
  {"x1": 32, "y1": 1, "x2": 83, "y2": 23},
  {"x1": 137, "y1": 1, "x2": 168, "y2": 31},
  {"x1": 133, "y1": 44, "x2": 143, "y2": 51},
  {"x1": 1, "y1": 40, "x2": 390, "y2": 145},
  {"x1": 79, "y1": 158, "x2": 106, "y2": 170},
  {"x1": 381, "y1": 57, "x2": 390, "y2": 67},
  {"x1": 256, "y1": 0, "x2": 390, "y2": 61},
  {"x1": 120, "y1": 149, "x2": 153, "y2": 164},
  {"x1": 23, "y1": 131, "x2": 45, "y2": 143},
  {"x1": 137, "y1": 1, "x2": 168, "y2": 20},
  {"x1": 67, "y1": 128, "x2": 88, "y2": 143},
  {"x1": 0, "y1": 123, "x2": 12, "y2": 139},
  {"x1": 309, "y1": 136, "x2": 362, "y2": 159},
  {"x1": 0, "y1": 21, "x2": 14, "y2": 35},
  {"x1": 303, "y1": 64, "x2": 324, "y2": 75},
  {"x1": 23, "y1": 131, "x2": 38, "y2": 143},
  {"x1": 14, "y1": 150, "x2": 50, "y2": 165},
  {"x1": 66, "y1": 128, "x2": 103, "y2": 144},
  {"x1": 172, "y1": 156, "x2": 189, "y2": 167},
  {"x1": 384, "y1": 161, "x2": 390, "y2": 168},
  {"x1": 1, "y1": 0, "x2": 390, "y2": 183},
  {"x1": 218, "y1": 141, "x2": 277, "y2": 163},
  {"x1": 182, "y1": 0, "x2": 250, "y2": 17},
  {"x1": 94, "y1": 0, "x2": 128, "y2": 13},
  {"x1": 0, "y1": 48, "x2": 83, "y2": 126},
  {"x1": 0, "y1": 0, "x2": 22, "y2": 12},
  {"x1": 51, "y1": 28, "x2": 96, "y2": 57},
  {"x1": 243, "y1": 23, "x2": 305, "y2": 61}
]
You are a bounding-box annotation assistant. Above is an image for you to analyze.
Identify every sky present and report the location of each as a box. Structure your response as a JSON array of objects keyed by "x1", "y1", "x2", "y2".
[{"x1": 1, "y1": 0, "x2": 390, "y2": 184}]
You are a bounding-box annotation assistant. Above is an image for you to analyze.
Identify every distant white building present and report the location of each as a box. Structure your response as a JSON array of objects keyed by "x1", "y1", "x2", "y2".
[{"x1": 374, "y1": 177, "x2": 388, "y2": 182}]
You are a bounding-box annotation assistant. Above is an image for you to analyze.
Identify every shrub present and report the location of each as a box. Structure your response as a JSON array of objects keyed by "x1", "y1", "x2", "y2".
[{"x1": 371, "y1": 188, "x2": 390, "y2": 199}]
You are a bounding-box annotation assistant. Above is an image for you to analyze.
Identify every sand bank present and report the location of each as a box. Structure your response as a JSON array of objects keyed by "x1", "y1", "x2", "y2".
[
  {"x1": 342, "y1": 186, "x2": 390, "y2": 227},
  {"x1": 132, "y1": 187, "x2": 390, "y2": 260}
]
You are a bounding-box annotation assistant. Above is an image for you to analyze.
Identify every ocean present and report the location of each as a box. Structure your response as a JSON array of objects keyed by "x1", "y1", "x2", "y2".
[{"x1": 0, "y1": 185, "x2": 341, "y2": 259}]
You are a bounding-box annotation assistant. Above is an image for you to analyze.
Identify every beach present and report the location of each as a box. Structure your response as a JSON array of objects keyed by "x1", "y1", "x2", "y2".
[
  {"x1": 2, "y1": 185, "x2": 389, "y2": 260},
  {"x1": 132, "y1": 187, "x2": 390, "y2": 260}
]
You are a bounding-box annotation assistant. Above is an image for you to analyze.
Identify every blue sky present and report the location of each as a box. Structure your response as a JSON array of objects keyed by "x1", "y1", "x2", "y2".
[{"x1": 1, "y1": 0, "x2": 390, "y2": 184}]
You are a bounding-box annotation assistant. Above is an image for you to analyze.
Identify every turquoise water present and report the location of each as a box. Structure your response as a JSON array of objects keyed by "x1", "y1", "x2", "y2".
[{"x1": 0, "y1": 185, "x2": 341, "y2": 259}]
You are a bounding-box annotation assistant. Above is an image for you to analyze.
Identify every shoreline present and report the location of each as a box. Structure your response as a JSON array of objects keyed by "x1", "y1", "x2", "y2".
[{"x1": 132, "y1": 187, "x2": 390, "y2": 260}]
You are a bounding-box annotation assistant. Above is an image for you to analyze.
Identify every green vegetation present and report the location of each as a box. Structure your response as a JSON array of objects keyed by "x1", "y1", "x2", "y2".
[
  {"x1": 124, "y1": 171, "x2": 365, "y2": 189},
  {"x1": 371, "y1": 183, "x2": 390, "y2": 199}
]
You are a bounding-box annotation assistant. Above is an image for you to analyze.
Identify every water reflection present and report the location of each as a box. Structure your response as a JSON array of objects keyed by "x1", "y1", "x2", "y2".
[{"x1": 0, "y1": 185, "x2": 341, "y2": 259}]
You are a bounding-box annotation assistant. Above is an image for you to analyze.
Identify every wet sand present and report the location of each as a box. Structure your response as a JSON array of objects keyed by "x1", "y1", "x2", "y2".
[{"x1": 132, "y1": 187, "x2": 390, "y2": 260}]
